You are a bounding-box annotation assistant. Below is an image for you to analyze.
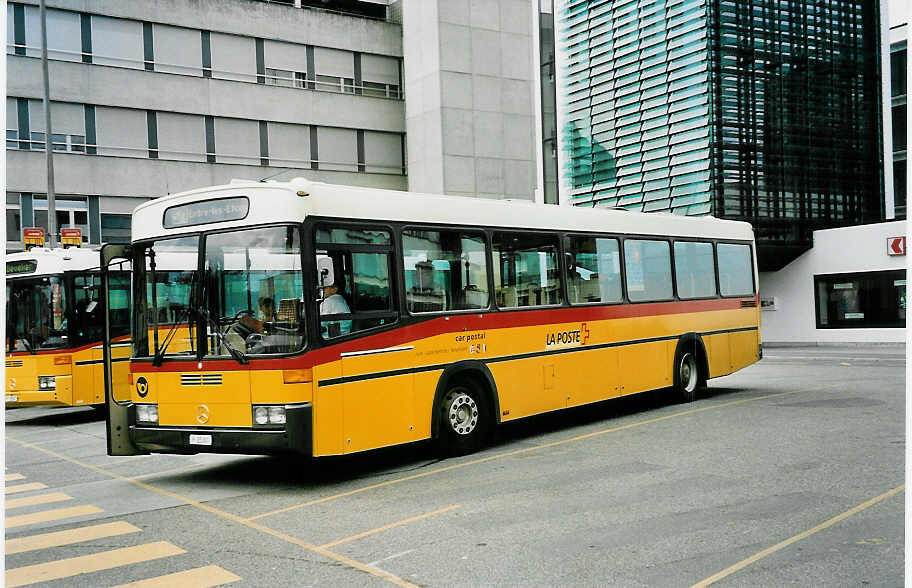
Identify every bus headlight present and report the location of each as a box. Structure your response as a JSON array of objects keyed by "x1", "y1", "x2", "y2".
[
  {"x1": 253, "y1": 406, "x2": 285, "y2": 426},
  {"x1": 268, "y1": 406, "x2": 286, "y2": 425},
  {"x1": 39, "y1": 376, "x2": 56, "y2": 390},
  {"x1": 136, "y1": 404, "x2": 158, "y2": 424}
]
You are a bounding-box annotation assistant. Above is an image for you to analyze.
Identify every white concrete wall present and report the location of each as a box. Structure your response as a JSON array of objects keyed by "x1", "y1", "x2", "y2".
[
  {"x1": 759, "y1": 221, "x2": 908, "y2": 344},
  {"x1": 402, "y1": 0, "x2": 537, "y2": 199}
]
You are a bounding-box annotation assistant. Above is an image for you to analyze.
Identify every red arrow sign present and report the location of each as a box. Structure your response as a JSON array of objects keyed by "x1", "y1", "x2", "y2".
[{"x1": 887, "y1": 236, "x2": 906, "y2": 256}]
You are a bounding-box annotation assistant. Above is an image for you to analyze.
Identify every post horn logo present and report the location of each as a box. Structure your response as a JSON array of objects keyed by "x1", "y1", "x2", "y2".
[
  {"x1": 135, "y1": 376, "x2": 149, "y2": 398},
  {"x1": 196, "y1": 405, "x2": 210, "y2": 425}
]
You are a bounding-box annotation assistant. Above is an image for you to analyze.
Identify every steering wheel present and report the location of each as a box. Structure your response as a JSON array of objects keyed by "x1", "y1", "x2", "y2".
[{"x1": 229, "y1": 309, "x2": 257, "y2": 338}]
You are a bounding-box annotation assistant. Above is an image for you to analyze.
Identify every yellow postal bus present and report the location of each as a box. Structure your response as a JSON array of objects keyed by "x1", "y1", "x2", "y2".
[
  {"x1": 6, "y1": 247, "x2": 131, "y2": 408},
  {"x1": 102, "y1": 179, "x2": 760, "y2": 457}
]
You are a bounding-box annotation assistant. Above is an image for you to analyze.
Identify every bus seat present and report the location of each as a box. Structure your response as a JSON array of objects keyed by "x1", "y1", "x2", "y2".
[{"x1": 277, "y1": 298, "x2": 299, "y2": 322}]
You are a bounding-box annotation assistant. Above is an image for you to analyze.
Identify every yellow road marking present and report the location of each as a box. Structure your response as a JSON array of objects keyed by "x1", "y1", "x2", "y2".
[
  {"x1": 6, "y1": 492, "x2": 72, "y2": 510},
  {"x1": 6, "y1": 505, "x2": 103, "y2": 528},
  {"x1": 6, "y1": 473, "x2": 25, "y2": 482},
  {"x1": 321, "y1": 504, "x2": 460, "y2": 549},
  {"x1": 7, "y1": 438, "x2": 420, "y2": 588},
  {"x1": 691, "y1": 484, "x2": 905, "y2": 588},
  {"x1": 249, "y1": 389, "x2": 805, "y2": 521},
  {"x1": 111, "y1": 565, "x2": 241, "y2": 587},
  {"x1": 6, "y1": 482, "x2": 48, "y2": 494},
  {"x1": 6, "y1": 521, "x2": 141, "y2": 555},
  {"x1": 6, "y1": 541, "x2": 186, "y2": 588}
]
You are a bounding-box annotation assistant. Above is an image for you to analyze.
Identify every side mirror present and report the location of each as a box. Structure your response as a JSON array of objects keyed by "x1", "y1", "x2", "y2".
[{"x1": 316, "y1": 255, "x2": 335, "y2": 287}]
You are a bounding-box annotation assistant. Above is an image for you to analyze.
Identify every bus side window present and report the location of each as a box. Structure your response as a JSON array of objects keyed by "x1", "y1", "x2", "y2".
[
  {"x1": 315, "y1": 225, "x2": 397, "y2": 339},
  {"x1": 566, "y1": 236, "x2": 622, "y2": 304},
  {"x1": 492, "y1": 232, "x2": 562, "y2": 308},
  {"x1": 402, "y1": 228, "x2": 489, "y2": 313}
]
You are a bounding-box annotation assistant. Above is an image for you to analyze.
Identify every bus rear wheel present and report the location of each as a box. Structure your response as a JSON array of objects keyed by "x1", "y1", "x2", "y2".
[
  {"x1": 674, "y1": 347, "x2": 701, "y2": 403},
  {"x1": 436, "y1": 380, "x2": 490, "y2": 457}
]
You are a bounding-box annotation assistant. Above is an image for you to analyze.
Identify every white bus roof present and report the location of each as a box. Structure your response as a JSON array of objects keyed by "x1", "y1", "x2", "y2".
[
  {"x1": 5, "y1": 247, "x2": 103, "y2": 277},
  {"x1": 132, "y1": 178, "x2": 755, "y2": 242}
]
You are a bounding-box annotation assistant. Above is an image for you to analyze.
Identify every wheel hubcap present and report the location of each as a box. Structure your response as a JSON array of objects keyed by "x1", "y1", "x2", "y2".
[
  {"x1": 445, "y1": 390, "x2": 479, "y2": 436},
  {"x1": 680, "y1": 354, "x2": 698, "y2": 392}
]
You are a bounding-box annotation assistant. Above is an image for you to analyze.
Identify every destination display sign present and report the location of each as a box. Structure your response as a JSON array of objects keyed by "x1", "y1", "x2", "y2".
[
  {"x1": 163, "y1": 197, "x2": 249, "y2": 229},
  {"x1": 6, "y1": 260, "x2": 37, "y2": 275}
]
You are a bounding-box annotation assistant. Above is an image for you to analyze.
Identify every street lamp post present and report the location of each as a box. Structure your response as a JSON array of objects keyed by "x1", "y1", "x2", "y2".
[{"x1": 39, "y1": 0, "x2": 58, "y2": 248}]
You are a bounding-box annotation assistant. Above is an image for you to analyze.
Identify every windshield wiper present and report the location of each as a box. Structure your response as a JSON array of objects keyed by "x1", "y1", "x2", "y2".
[
  {"x1": 198, "y1": 308, "x2": 248, "y2": 365},
  {"x1": 152, "y1": 305, "x2": 194, "y2": 367},
  {"x1": 203, "y1": 309, "x2": 248, "y2": 365}
]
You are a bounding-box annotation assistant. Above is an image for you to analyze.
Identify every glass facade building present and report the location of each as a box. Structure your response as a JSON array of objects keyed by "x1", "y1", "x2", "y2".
[{"x1": 556, "y1": 0, "x2": 885, "y2": 270}]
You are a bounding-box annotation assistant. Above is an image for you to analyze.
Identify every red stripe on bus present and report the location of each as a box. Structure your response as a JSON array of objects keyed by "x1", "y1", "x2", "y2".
[{"x1": 132, "y1": 297, "x2": 757, "y2": 373}]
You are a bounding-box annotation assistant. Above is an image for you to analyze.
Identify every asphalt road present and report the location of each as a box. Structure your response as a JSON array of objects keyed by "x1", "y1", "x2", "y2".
[{"x1": 4, "y1": 345, "x2": 905, "y2": 587}]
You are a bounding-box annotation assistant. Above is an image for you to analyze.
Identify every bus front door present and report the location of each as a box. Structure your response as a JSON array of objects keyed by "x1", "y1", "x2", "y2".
[{"x1": 101, "y1": 244, "x2": 147, "y2": 456}]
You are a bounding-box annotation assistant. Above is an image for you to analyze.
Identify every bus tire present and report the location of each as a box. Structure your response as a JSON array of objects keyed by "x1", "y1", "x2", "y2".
[
  {"x1": 435, "y1": 379, "x2": 490, "y2": 457},
  {"x1": 673, "y1": 343, "x2": 702, "y2": 403}
]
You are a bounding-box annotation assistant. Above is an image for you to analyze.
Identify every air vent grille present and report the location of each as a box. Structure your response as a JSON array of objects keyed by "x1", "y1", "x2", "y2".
[
  {"x1": 180, "y1": 373, "x2": 223, "y2": 386},
  {"x1": 6, "y1": 360, "x2": 23, "y2": 368}
]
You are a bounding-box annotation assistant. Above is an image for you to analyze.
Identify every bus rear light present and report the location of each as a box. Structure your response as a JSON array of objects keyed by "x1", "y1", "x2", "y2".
[
  {"x1": 283, "y1": 369, "x2": 312, "y2": 384},
  {"x1": 54, "y1": 356, "x2": 71, "y2": 365}
]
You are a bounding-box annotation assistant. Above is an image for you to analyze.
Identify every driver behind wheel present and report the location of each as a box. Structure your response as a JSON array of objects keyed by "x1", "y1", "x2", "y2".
[{"x1": 238, "y1": 297, "x2": 275, "y2": 334}]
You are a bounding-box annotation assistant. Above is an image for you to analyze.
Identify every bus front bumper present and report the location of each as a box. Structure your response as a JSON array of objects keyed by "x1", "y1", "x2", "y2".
[
  {"x1": 6, "y1": 377, "x2": 74, "y2": 407},
  {"x1": 131, "y1": 403, "x2": 312, "y2": 456}
]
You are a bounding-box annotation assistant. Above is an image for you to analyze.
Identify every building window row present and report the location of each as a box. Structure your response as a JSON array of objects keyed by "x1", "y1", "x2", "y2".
[
  {"x1": 6, "y1": 192, "x2": 135, "y2": 246},
  {"x1": 7, "y1": 98, "x2": 407, "y2": 175},
  {"x1": 6, "y1": 3, "x2": 402, "y2": 100}
]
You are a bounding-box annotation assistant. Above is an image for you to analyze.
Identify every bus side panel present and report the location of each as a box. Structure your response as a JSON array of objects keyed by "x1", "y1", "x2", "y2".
[
  {"x1": 73, "y1": 349, "x2": 96, "y2": 406},
  {"x1": 490, "y1": 357, "x2": 564, "y2": 422},
  {"x1": 706, "y1": 333, "x2": 732, "y2": 377},
  {"x1": 341, "y1": 353, "x2": 421, "y2": 454},
  {"x1": 412, "y1": 371, "x2": 439, "y2": 439},
  {"x1": 313, "y1": 360, "x2": 344, "y2": 456},
  {"x1": 564, "y1": 346, "x2": 620, "y2": 407},
  {"x1": 619, "y1": 340, "x2": 673, "y2": 397},
  {"x1": 730, "y1": 329, "x2": 760, "y2": 372}
]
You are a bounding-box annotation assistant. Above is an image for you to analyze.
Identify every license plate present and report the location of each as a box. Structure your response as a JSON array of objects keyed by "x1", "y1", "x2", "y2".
[
  {"x1": 189, "y1": 434, "x2": 212, "y2": 446},
  {"x1": 6, "y1": 395, "x2": 18, "y2": 403}
]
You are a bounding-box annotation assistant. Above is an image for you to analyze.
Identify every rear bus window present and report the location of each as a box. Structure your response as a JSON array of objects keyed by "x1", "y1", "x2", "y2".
[
  {"x1": 566, "y1": 236, "x2": 622, "y2": 304},
  {"x1": 674, "y1": 241, "x2": 716, "y2": 299},
  {"x1": 717, "y1": 243, "x2": 754, "y2": 296},
  {"x1": 402, "y1": 229, "x2": 489, "y2": 313},
  {"x1": 624, "y1": 239, "x2": 672, "y2": 302},
  {"x1": 492, "y1": 232, "x2": 561, "y2": 308}
]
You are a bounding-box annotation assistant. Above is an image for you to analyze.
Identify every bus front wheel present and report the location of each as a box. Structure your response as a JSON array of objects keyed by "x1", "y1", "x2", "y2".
[
  {"x1": 436, "y1": 380, "x2": 490, "y2": 457},
  {"x1": 673, "y1": 346, "x2": 701, "y2": 403}
]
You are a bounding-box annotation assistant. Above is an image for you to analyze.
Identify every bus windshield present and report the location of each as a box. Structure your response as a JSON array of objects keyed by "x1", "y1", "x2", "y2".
[
  {"x1": 203, "y1": 225, "x2": 305, "y2": 357},
  {"x1": 134, "y1": 236, "x2": 199, "y2": 358},
  {"x1": 132, "y1": 226, "x2": 305, "y2": 359},
  {"x1": 6, "y1": 277, "x2": 68, "y2": 352}
]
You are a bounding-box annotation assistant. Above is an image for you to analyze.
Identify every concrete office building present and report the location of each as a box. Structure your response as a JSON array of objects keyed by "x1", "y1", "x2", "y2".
[
  {"x1": 7, "y1": 0, "x2": 409, "y2": 250},
  {"x1": 6, "y1": 0, "x2": 545, "y2": 252}
]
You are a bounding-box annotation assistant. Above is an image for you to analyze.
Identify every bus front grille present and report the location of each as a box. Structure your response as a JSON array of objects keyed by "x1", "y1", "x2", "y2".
[
  {"x1": 180, "y1": 373, "x2": 223, "y2": 386},
  {"x1": 6, "y1": 360, "x2": 23, "y2": 368}
]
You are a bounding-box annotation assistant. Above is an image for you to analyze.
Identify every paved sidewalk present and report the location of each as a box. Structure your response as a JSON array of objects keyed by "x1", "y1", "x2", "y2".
[{"x1": 761, "y1": 344, "x2": 906, "y2": 366}]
